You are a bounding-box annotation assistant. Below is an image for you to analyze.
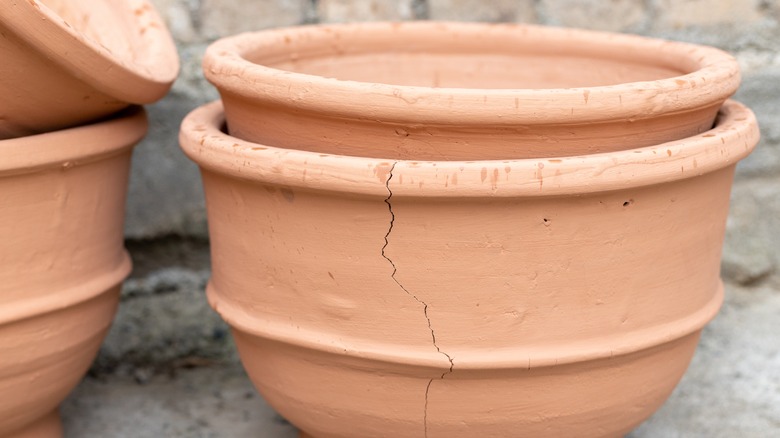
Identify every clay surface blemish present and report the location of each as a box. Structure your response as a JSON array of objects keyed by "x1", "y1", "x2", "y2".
[
  {"x1": 280, "y1": 188, "x2": 295, "y2": 203},
  {"x1": 381, "y1": 161, "x2": 454, "y2": 437}
]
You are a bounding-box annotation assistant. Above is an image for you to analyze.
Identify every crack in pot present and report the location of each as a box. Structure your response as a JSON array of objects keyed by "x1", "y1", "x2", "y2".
[{"x1": 380, "y1": 161, "x2": 455, "y2": 437}]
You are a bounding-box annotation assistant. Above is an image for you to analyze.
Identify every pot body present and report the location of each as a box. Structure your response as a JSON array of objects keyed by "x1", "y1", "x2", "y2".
[
  {"x1": 0, "y1": 108, "x2": 146, "y2": 437},
  {"x1": 0, "y1": 0, "x2": 178, "y2": 139},
  {"x1": 204, "y1": 22, "x2": 740, "y2": 160},
  {"x1": 180, "y1": 100, "x2": 758, "y2": 437}
]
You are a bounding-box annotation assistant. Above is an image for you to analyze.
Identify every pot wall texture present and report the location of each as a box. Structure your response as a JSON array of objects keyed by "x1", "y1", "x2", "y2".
[{"x1": 109, "y1": 0, "x2": 780, "y2": 373}]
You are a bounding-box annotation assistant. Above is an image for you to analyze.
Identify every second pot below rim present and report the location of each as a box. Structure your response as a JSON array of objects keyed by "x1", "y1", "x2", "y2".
[{"x1": 180, "y1": 99, "x2": 758, "y2": 200}]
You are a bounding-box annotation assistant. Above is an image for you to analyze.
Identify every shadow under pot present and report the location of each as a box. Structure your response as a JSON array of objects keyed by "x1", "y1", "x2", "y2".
[
  {"x1": 0, "y1": 107, "x2": 146, "y2": 438},
  {"x1": 0, "y1": 0, "x2": 178, "y2": 139},
  {"x1": 203, "y1": 22, "x2": 740, "y2": 160},
  {"x1": 179, "y1": 99, "x2": 758, "y2": 437}
]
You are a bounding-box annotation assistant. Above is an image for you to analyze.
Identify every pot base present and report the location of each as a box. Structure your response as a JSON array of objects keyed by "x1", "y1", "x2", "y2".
[{"x1": 7, "y1": 411, "x2": 62, "y2": 438}]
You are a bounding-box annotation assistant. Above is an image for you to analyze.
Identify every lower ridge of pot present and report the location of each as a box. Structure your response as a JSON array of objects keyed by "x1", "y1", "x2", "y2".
[
  {"x1": 207, "y1": 280, "x2": 723, "y2": 371},
  {"x1": 0, "y1": 252, "x2": 131, "y2": 326}
]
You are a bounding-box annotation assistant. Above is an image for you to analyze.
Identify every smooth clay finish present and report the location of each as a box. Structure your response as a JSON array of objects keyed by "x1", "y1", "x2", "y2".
[
  {"x1": 0, "y1": 0, "x2": 177, "y2": 139},
  {"x1": 0, "y1": 108, "x2": 146, "y2": 437},
  {"x1": 181, "y1": 100, "x2": 759, "y2": 438},
  {"x1": 204, "y1": 22, "x2": 740, "y2": 160}
]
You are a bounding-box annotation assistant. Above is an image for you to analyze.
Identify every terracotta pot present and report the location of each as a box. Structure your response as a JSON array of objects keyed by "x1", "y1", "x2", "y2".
[
  {"x1": 0, "y1": 0, "x2": 178, "y2": 139},
  {"x1": 0, "y1": 108, "x2": 146, "y2": 437},
  {"x1": 181, "y1": 99, "x2": 758, "y2": 437},
  {"x1": 203, "y1": 22, "x2": 740, "y2": 160}
]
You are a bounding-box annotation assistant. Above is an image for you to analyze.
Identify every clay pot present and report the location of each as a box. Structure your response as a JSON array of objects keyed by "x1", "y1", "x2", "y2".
[
  {"x1": 203, "y1": 22, "x2": 740, "y2": 160},
  {"x1": 180, "y1": 99, "x2": 758, "y2": 437},
  {"x1": 0, "y1": 0, "x2": 178, "y2": 139},
  {"x1": 0, "y1": 107, "x2": 146, "y2": 437}
]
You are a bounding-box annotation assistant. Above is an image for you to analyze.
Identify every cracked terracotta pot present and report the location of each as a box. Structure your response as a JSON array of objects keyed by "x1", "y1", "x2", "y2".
[
  {"x1": 0, "y1": 0, "x2": 178, "y2": 139},
  {"x1": 180, "y1": 99, "x2": 758, "y2": 437},
  {"x1": 203, "y1": 22, "x2": 740, "y2": 160},
  {"x1": 0, "y1": 107, "x2": 145, "y2": 437}
]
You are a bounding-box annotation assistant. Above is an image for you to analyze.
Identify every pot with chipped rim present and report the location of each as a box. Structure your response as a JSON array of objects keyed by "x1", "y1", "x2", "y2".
[
  {"x1": 203, "y1": 21, "x2": 740, "y2": 160},
  {"x1": 180, "y1": 99, "x2": 758, "y2": 437},
  {"x1": 0, "y1": 0, "x2": 178, "y2": 139},
  {"x1": 0, "y1": 107, "x2": 145, "y2": 437}
]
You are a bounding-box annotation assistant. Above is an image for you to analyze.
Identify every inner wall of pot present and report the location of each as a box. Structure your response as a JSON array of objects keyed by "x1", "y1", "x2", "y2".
[
  {"x1": 42, "y1": 0, "x2": 131, "y2": 55},
  {"x1": 39, "y1": 0, "x2": 159, "y2": 71},
  {"x1": 268, "y1": 52, "x2": 681, "y2": 89},
  {"x1": 246, "y1": 26, "x2": 690, "y2": 89}
]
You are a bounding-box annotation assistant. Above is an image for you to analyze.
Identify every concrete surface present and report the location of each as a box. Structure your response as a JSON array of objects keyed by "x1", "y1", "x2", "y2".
[{"x1": 62, "y1": 281, "x2": 780, "y2": 437}]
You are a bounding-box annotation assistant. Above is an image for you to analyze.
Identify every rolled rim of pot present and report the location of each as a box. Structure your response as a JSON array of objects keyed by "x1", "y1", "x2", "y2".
[
  {"x1": 203, "y1": 22, "x2": 740, "y2": 159},
  {"x1": 0, "y1": 106, "x2": 147, "y2": 178},
  {"x1": 180, "y1": 99, "x2": 758, "y2": 200},
  {"x1": 0, "y1": 0, "x2": 179, "y2": 104}
]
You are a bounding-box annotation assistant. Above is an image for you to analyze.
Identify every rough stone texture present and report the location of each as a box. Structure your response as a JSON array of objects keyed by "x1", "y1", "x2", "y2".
[
  {"x1": 317, "y1": 0, "x2": 423, "y2": 22},
  {"x1": 93, "y1": 267, "x2": 238, "y2": 378},
  {"x1": 200, "y1": 0, "x2": 310, "y2": 40},
  {"x1": 538, "y1": 0, "x2": 647, "y2": 32},
  {"x1": 652, "y1": 0, "x2": 765, "y2": 28},
  {"x1": 64, "y1": 282, "x2": 780, "y2": 436},
  {"x1": 429, "y1": 0, "x2": 536, "y2": 23},
  {"x1": 733, "y1": 66, "x2": 780, "y2": 178},
  {"x1": 721, "y1": 177, "x2": 779, "y2": 286},
  {"x1": 63, "y1": 364, "x2": 298, "y2": 437}
]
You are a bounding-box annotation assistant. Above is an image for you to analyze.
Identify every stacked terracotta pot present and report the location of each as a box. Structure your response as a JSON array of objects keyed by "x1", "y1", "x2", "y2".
[
  {"x1": 181, "y1": 23, "x2": 759, "y2": 437},
  {"x1": 0, "y1": 1, "x2": 177, "y2": 436}
]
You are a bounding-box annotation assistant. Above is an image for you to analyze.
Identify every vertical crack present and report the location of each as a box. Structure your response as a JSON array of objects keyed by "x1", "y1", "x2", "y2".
[{"x1": 381, "y1": 161, "x2": 454, "y2": 437}]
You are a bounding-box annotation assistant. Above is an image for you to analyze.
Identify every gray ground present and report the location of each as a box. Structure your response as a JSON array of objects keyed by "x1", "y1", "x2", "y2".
[{"x1": 61, "y1": 281, "x2": 780, "y2": 437}]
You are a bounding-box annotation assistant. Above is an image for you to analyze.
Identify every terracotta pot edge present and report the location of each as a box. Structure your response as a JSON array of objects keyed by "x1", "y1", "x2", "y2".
[
  {"x1": 203, "y1": 21, "x2": 739, "y2": 125},
  {"x1": 207, "y1": 280, "x2": 722, "y2": 372},
  {"x1": 0, "y1": 107, "x2": 147, "y2": 176},
  {"x1": 179, "y1": 100, "x2": 758, "y2": 198}
]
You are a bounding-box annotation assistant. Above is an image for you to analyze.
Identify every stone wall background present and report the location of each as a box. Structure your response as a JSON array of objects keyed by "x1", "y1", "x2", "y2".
[{"x1": 106, "y1": 0, "x2": 780, "y2": 376}]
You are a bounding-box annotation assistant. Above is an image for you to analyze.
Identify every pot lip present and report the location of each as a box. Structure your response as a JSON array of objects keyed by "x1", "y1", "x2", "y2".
[
  {"x1": 211, "y1": 282, "x2": 722, "y2": 370},
  {"x1": 204, "y1": 21, "x2": 740, "y2": 125},
  {"x1": 0, "y1": 0, "x2": 179, "y2": 104},
  {"x1": 0, "y1": 106, "x2": 147, "y2": 177},
  {"x1": 179, "y1": 99, "x2": 758, "y2": 198}
]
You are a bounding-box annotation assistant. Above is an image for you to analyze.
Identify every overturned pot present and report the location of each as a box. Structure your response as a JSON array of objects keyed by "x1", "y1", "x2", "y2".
[
  {"x1": 0, "y1": 107, "x2": 146, "y2": 437},
  {"x1": 203, "y1": 22, "x2": 739, "y2": 160},
  {"x1": 0, "y1": 0, "x2": 178, "y2": 139},
  {"x1": 180, "y1": 99, "x2": 758, "y2": 437}
]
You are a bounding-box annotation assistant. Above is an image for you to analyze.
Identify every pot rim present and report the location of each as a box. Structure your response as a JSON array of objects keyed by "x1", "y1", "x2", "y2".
[
  {"x1": 204, "y1": 21, "x2": 739, "y2": 126},
  {"x1": 0, "y1": 0, "x2": 179, "y2": 104},
  {"x1": 0, "y1": 107, "x2": 148, "y2": 177},
  {"x1": 179, "y1": 99, "x2": 758, "y2": 198}
]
